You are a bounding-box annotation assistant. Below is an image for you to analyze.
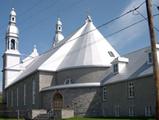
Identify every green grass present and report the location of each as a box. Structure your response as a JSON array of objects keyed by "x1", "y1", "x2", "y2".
[{"x1": 63, "y1": 117, "x2": 155, "y2": 120}]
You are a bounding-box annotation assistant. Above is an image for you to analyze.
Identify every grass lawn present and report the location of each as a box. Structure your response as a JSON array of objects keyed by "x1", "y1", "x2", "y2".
[{"x1": 63, "y1": 117, "x2": 155, "y2": 120}]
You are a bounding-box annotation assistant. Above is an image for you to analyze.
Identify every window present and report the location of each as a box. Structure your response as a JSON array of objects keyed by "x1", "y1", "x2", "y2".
[
  {"x1": 7, "y1": 41, "x2": 9, "y2": 49},
  {"x1": 64, "y1": 78, "x2": 72, "y2": 84},
  {"x1": 11, "y1": 39, "x2": 15, "y2": 50},
  {"x1": 12, "y1": 17, "x2": 15, "y2": 21},
  {"x1": 16, "y1": 88, "x2": 18, "y2": 107},
  {"x1": 108, "y1": 51, "x2": 115, "y2": 57},
  {"x1": 114, "y1": 105, "x2": 120, "y2": 117},
  {"x1": 113, "y1": 64, "x2": 118, "y2": 74},
  {"x1": 128, "y1": 82, "x2": 135, "y2": 98},
  {"x1": 32, "y1": 80, "x2": 36, "y2": 104},
  {"x1": 24, "y1": 84, "x2": 26, "y2": 105},
  {"x1": 11, "y1": 90, "x2": 13, "y2": 107},
  {"x1": 148, "y1": 52, "x2": 152, "y2": 64},
  {"x1": 129, "y1": 106, "x2": 134, "y2": 117},
  {"x1": 145, "y1": 106, "x2": 152, "y2": 117},
  {"x1": 103, "y1": 87, "x2": 107, "y2": 101},
  {"x1": 6, "y1": 92, "x2": 8, "y2": 107}
]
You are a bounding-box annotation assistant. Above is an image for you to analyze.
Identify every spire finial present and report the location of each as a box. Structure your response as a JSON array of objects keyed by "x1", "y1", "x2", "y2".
[
  {"x1": 34, "y1": 45, "x2": 36, "y2": 49},
  {"x1": 57, "y1": 17, "x2": 62, "y2": 25},
  {"x1": 33, "y1": 45, "x2": 38, "y2": 53},
  {"x1": 32, "y1": 45, "x2": 39, "y2": 57},
  {"x1": 85, "y1": 15, "x2": 92, "y2": 23},
  {"x1": 10, "y1": 8, "x2": 16, "y2": 16}
]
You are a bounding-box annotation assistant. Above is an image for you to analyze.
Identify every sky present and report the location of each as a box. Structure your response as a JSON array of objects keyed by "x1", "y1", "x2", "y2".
[{"x1": 0, "y1": 0, "x2": 159, "y2": 91}]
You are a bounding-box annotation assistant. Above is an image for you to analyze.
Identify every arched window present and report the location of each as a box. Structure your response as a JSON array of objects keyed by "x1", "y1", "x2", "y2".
[
  {"x1": 12, "y1": 17, "x2": 15, "y2": 22},
  {"x1": 11, "y1": 39, "x2": 15, "y2": 50}
]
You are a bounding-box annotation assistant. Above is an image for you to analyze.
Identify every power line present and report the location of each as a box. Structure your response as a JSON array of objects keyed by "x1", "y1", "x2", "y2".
[
  {"x1": 6, "y1": 12, "x2": 158, "y2": 70},
  {"x1": 105, "y1": 13, "x2": 159, "y2": 38},
  {"x1": 20, "y1": 0, "x2": 83, "y2": 32},
  {"x1": 0, "y1": 0, "x2": 59, "y2": 35},
  {"x1": 6, "y1": 16, "x2": 150, "y2": 70},
  {"x1": 97, "y1": 1, "x2": 145, "y2": 30},
  {"x1": 2, "y1": 0, "x2": 152, "y2": 70},
  {"x1": 18, "y1": 0, "x2": 44, "y2": 17},
  {"x1": 0, "y1": 0, "x2": 44, "y2": 32},
  {"x1": 52, "y1": 1, "x2": 146, "y2": 47},
  {"x1": 134, "y1": 9, "x2": 159, "y2": 32},
  {"x1": 19, "y1": 0, "x2": 59, "y2": 27},
  {"x1": 106, "y1": 19, "x2": 146, "y2": 38}
]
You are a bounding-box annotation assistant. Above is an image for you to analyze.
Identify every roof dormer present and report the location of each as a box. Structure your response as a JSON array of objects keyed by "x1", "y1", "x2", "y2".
[
  {"x1": 112, "y1": 57, "x2": 129, "y2": 74},
  {"x1": 145, "y1": 44, "x2": 159, "y2": 64}
]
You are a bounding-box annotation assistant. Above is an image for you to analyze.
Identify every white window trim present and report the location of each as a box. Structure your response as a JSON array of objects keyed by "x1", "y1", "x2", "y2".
[
  {"x1": 32, "y1": 80, "x2": 36, "y2": 105},
  {"x1": 64, "y1": 78, "x2": 72, "y2": 85},
  {"x1": 16, "y1": 88, "x2": 18, "y2": 107},
  {"x1": 6, "y1": 92, "x2": 8, "y2": 107},
  {"x1": 128, "y1": 82, "x2": 135, "y2": 99},
  {"x1": 11, "y1": 90, "x2": 13, "y2": 107},
  {"x1": 147, "y1": 52, "x2": 152, "y2": 64},
  {"x1": 103, "y1": 87, "x2": 107, "y2": 101},
  {"x1": 129, "y1": 106, "x2": 134, "y2": 117},
  {"x1": 114, "y1": 105, "x2": 120, "y2": 117},
  {"x1": 108, "y1": 51, "x2": 115, "y2": 57},
  {"x1": 24, "y1": 84, "x2": 26, "y2": 105},
  {"x1": 145, "y1": 106, "x2": 152, "y2": 117},
  {"x1": 113, "y1": 63, "x2": 118, "y2": 74}
]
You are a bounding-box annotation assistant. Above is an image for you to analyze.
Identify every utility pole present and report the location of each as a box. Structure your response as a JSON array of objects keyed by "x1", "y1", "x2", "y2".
[{"x1": 146, "y1": 0, "x2": 159, "y2": 119}]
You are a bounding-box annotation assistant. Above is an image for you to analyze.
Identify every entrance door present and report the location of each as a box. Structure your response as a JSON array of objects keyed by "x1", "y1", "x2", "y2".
[{"x1": 53, "y1": 92, "x2": 63, "y2": 120}]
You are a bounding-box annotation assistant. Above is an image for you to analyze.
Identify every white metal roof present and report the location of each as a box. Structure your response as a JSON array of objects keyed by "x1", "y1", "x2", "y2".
[
  {"x1": 8, "y1": 16, "x2": 120, "y2": 87},
  {"x1": 38, "y1": 17, "x2": 119, "y2": 71},
  {"x1": 101, "y1": 47, "x2": 155, "y2": 85}
]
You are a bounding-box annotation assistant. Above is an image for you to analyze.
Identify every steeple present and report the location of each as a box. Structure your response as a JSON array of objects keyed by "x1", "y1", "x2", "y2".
[
  {"x1": 3, "y1": 8, "x2": 21, "y2": 89},
  {"x1": 53, "y1": 18, "x2": 64, "y2": 47},
  {"x1": 9, "y1": 8, "x2": 16, "y2": 24},
  {"x1": 6, "y1": 8, "x2": 19, "y2": 52}
]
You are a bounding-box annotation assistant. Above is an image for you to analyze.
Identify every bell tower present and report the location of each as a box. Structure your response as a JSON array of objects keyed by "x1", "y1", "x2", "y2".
[
  {"x1": 3, "y1": 8, "x2": 21, "y2": 89},
  {"x1": 53, "y1": 18, "x2": 64, "y2": 47}
]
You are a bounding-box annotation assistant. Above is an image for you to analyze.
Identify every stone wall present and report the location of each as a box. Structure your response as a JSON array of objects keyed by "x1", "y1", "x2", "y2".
[
  {"x1": 56, "y1": 67, "x2": 107, "y2": 85},
  {"x1": 42, "y1": 87, "x2": 102, "y2": 117}
]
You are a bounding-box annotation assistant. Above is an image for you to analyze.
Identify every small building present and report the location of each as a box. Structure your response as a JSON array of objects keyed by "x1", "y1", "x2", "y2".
[{"x1": 2, "y1": 8, "x2": 157, "y2": 118}]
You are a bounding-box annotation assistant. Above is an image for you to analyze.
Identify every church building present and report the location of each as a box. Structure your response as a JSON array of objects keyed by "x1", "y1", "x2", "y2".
[{"x1": 2, "y1": 8, "x2": 157, "y2": 119}]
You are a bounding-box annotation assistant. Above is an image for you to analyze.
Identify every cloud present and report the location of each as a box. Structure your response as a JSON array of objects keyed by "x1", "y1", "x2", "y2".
[{"x1": 107, "y1": 0, "x2": 158, "y2": 50}]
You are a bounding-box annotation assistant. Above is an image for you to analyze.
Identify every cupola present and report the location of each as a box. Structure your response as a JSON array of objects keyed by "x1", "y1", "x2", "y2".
[{"x1": 53, "y1": 18, "x2": 64, "y2": 47}]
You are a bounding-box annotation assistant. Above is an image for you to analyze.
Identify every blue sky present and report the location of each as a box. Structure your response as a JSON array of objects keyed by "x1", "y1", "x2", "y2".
[{"x1": 0, "y1": 0, "x2": 159, "y2": 91}]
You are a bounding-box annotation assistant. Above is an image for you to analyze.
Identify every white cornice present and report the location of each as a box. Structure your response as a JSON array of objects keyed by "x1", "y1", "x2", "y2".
[{"x1": 41, "y1": 82, "x2": 101, "y2": 91}]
